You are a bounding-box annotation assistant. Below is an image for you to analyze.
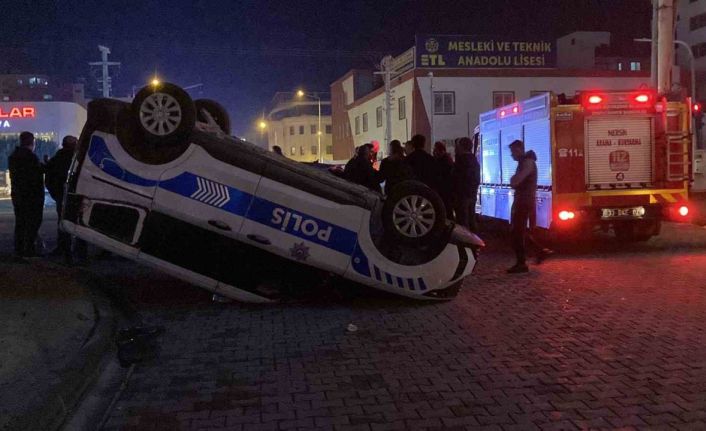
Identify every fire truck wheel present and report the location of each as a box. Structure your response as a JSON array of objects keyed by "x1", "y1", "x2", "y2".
[
  {"x1": 195, "y1": 99, "x2": 231, "y2": 135},
  {"x1": 383, "y1": 181, "x2": 447, "y2": 246},
  {"x1": 132, "y1": 82, "x2": 196, "y2": 146}
]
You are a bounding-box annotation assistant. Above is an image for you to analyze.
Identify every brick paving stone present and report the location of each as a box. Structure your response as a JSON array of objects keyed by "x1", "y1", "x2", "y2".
[{"x1": 94, "y1": 224, "x2": 706, "y2": 431}]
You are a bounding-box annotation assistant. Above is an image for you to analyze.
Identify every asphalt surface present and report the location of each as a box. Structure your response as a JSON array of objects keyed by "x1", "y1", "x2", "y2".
[{"x1": 63, "y1": 220, "x2": 706, "y2": 431}]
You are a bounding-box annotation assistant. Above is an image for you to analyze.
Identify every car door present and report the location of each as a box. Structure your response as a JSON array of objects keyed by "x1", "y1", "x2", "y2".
[
  {"x1": 141, "y1": 142, "x2": 264, "y2": 285},
  {"x1": 239, "y1": 162, "x2": 366, "y2": 275}
]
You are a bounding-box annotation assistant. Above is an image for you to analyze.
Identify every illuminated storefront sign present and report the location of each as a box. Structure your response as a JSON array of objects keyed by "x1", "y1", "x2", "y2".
[
  {"x1": 415, "y1": 35, "x2": 556, "y2": 69},
  {"x1": 0, "y1": 106, "x2": 36, "y2": 118}
]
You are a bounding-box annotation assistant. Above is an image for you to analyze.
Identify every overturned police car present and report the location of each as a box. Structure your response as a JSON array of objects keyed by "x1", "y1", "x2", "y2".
[{"x1": 60, "y1": 83, "x2": 483, "y2": 303}]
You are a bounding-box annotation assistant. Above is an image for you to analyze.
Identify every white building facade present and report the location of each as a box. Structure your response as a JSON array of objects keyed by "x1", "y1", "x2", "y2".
[
  {"x1": 341, "y1": 70, "x2": 649, "y2": 159},
  {"x1": 676, "y1": 0, "x2": 706, "y2": 84},
  {"x1": 332, "y1": 34, "x2": 651, "y2": 159},
  {"x1": 264, "y1": 94, "x2": 333, "y2": 163}
]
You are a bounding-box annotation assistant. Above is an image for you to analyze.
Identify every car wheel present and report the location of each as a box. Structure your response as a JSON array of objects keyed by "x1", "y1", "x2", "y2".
[
  {"x1": 195, "y1": 99, "x2": 231, "y2": 135},
  {"x1": 382, "y1": 180, "x2": 446, "y2": 246},
  {"x1": 132, "y1": 82, "x2": 196, "y2": 145}
]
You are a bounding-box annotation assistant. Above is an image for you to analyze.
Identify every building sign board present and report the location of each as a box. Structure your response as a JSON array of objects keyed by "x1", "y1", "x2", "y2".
[{"x1": 415, "y1": 35, "x2": 556, "y2": 69}]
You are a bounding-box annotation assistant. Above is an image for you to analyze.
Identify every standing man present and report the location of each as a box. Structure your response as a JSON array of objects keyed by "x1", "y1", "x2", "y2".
[
  {"x1": 343, "y1": 143, "x2": 381, "y2": 192},
  {"x1": 379, "y1": 140, "x2": 412, "y2": 195},
  {"x1": 8, "y1": 131, "x2": 45, "y2": 260},
  {"x1": 45, "y1": 135, "x2": 77, "y2": 258},
  {"x1": 433, "y1": 141, "x2": 455, "y2": 215},
  {"x1": 452, "y1": 137, "x2": 481, "y2": 232},
  {"x1": 508, "y1": 140, "x2": 537, "y2": 273},
  {"x1": 405, "y1": 134, "x2": 437, "y2": 190}
]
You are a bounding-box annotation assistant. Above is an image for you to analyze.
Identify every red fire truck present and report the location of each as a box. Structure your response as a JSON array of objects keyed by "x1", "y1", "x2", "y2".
[{"x1": 478, "y1": 90, "x2": 693, "y2": 241}]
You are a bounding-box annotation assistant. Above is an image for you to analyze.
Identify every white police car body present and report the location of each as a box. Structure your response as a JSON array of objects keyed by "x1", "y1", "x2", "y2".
[{"x1": 61, "y1": 83, "x2": 483, "y2": 303}]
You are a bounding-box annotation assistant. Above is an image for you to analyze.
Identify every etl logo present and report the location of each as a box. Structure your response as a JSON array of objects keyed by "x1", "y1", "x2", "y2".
[
  {"x1": 420, "y1": 54, "x2": 446, "y2": 66},
  {"x1": 271, "y1": 208, "x2": 333, "y2": 242},
  {"x1": 0, "y1": 106, "x2": 35, "y2": 118}
]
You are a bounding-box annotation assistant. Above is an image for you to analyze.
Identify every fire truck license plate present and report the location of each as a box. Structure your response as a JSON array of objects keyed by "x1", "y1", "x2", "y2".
[{"x1": 601, "y1": 206, "x2": 646, "y2": 219}]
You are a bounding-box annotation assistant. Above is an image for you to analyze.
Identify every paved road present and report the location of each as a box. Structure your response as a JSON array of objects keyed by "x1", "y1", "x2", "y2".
[{"x1": 81, "y1": 222, "x2": 706, "y2": 430}]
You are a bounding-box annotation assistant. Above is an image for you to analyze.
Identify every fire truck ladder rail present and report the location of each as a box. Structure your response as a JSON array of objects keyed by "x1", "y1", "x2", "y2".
[{"x1": 666, "y1": 134, "x2": 691, "y2": 182}]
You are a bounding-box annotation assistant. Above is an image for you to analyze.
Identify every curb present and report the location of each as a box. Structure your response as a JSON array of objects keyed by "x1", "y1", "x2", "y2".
[{"x1": 4, "y1": 269, "x2": 117, "y2": 431}]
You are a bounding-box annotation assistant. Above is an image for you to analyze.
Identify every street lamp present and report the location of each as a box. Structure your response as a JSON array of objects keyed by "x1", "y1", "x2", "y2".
[
  {"x1": 258, "y1": 120, "x2": 267, "y2": 148},
  {"x1": 296, "y1": 89, "x2": 322, "y2": 162},
  {"x1": 635, "y1": 37, "x2": 697, "y2": 154}
]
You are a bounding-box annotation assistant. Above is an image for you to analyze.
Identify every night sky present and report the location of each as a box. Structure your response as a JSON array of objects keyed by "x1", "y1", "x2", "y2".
[{"x1": 2, "y1": 0, "x2": 650, "y2": 135}]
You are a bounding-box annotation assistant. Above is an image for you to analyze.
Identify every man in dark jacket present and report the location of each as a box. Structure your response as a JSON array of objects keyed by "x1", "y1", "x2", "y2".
[
  {"x1": 433, "y1": 141, "x2": 455, "y2": 215},
  {"x1": 405, "y1": 134, "x2": 437, "y2": 190},
  {"x1": 45, "y1": 135, "x2": 77, "y2": 257},
  {"x1": 508, "y1": 140, "x2": 537, "y2": 273},
  {"x1": 452, "y1": 137, "x2": 481, "y2": 232},
  {"x1": 9, "y1": 131, "x2": 45, "y2": 259},
  {"x1": 343, "y1": 143, "x2": 381, "y2": 192},
  {"x1": 379, "y1": 140, "x2": 412, "y2": 195}
]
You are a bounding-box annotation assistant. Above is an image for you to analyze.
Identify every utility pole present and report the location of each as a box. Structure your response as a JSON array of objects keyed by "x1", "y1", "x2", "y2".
[
  {"x1": 656, "y1": 0, "x2": 675, "y2": 95},
  {"x1": 428, "y1": 72, "x2": 434, "y2": 146},
  {"x1": 89, "y1": 45, "x2": 120, "y2": 98},
  {"x1": 374, "y1": 55, "x2": 394, "y2": 148},
  {"x1": 651, "y1": 0, "x2": 658, "y2": 89}
]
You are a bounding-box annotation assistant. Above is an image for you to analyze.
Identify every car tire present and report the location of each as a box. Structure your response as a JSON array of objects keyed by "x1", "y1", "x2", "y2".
[
  {"x1": 195, "y1": 99, "x2": 231, "y2": 135},
  {"x1": 132, "y1": 82, "x2": 196, "y2": 146},
  {"x1": 382, "y1": 180, "x2": 446, "y2": 246}
]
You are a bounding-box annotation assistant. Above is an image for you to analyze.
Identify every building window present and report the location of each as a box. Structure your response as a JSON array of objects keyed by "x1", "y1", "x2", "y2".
[
  {"x1": 299, "y1": 125, "x2": 304, "y2": 135},
  {"x1": 691, "y1": 12, "x2": 706, "y2": 31},
  {"x1": 630, "y1": 61, "x2": 641, "y2": 71},
  {"x1": 376, "y1": 106, "x2": 383, "y2": 127},
  {"x1": 433, "y1": 91, "x2": 455, "y2": 115},
  {"x1": 398, "y1": 97, "x2": 406, "y2": 120},
  {"x1": 355, "y1": 116, "x2": 360, "y2": 135},
  {"x1": 311, "y1": 145, "x2": 318, "y2": 155},
  {"x1": 43, "y1": 94, "x2": 53, "y2": 100},
  {"x1": 310, "y1": 125, "x2": 317, "y2": 134},
  {"x1": 300, "y1": 146, "x2": 305, "y2": 155},
  {"x1": 289, "y1": 126, "x2": 294, "y2": 135},
  {"x1": 325, "y1": 124, "x2": 332, "y2": 134},
  {"x1": 492, "y1": 91, "x2": 514, "y2": 108},
  {"x1": 362, "y1": 113, "x2": 368, "y2": 132},
  {"x1": 290, "y1": 146, "x2": 296, "y2": 155},
  {"x1": 326, "y1": 145, "x2": 333, "y2": 155},
  {"x1": 694, "y1": 42, "x2": 706, "y2": 58}
]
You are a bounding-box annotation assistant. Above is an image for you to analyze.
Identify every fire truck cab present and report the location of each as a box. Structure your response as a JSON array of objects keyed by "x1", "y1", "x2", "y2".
[{"x1": 478, "y1": 90, "x2": 693, "y2": 241}]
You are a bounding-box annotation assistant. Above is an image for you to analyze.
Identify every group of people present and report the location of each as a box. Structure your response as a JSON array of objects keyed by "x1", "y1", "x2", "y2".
[
  {"x1": 341, "y1": 134, "x2": 481, "y2": 233},
  {"x1": 8, "y1": 131, "x2": 85, "y2": 263},
  {"x1": 340, "y1": 135, "x2": 551, "y2": 273}
]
